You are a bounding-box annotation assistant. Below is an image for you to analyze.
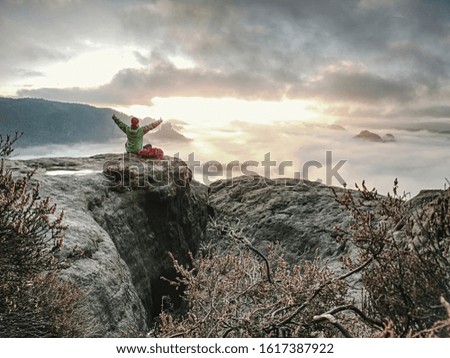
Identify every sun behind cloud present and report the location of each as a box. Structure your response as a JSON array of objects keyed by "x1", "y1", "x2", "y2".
[{"x1": 114, "y1": 97, "x2": 328, "y2": 129}]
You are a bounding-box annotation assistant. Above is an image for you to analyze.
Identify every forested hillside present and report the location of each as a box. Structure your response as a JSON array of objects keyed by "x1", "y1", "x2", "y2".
[{"x1": 0, "y1": 97, "x2": 127, "y2": 147}]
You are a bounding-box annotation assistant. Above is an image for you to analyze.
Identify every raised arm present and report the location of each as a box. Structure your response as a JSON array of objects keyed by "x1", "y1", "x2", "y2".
[
  {"x1": 143, "y1": 118, "x2": 163, "y2": 134},
  {"x1": 112, "y1": 114, "x2": 129, "y2": 133}
]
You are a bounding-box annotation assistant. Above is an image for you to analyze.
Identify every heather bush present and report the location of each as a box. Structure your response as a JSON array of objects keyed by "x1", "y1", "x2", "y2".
[
  {"x1": 332, "y1": 180, "x2": 450, "y2": 337},
  {"x1": 0, "y1": 133, "x2": 91, "y2": 337},
  {"x1": 155, "y1": 179, "x2": 449, "y2": 338},
  {"x1": 154, "y1": 221, "x2": 383, "y2": 338}
]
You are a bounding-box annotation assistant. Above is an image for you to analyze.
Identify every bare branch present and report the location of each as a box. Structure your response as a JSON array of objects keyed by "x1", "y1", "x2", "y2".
[{"x1": 312, "y1": 313, "x2": 353, "y2": 338}]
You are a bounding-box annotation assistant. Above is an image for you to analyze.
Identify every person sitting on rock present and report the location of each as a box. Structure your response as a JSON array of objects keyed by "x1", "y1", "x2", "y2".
[{"x1": 112, "y1": 114, "x2": 163, "y2": 154}]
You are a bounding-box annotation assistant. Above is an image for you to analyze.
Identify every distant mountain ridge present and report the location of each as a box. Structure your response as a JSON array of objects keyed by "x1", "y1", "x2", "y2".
[
  {"x1": 0, "y1": 97, "x2": 190, "y2": 147},
  {"x1": 147, "y1": 122, "x2": 192, "y2": 143},
  {"x1": 0, "y1": 97, "x2": 127, "y2": 147}
]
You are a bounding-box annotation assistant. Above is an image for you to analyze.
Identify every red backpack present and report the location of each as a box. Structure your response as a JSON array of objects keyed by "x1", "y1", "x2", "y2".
[{"x1": 138, "y1": 145, "x2": 164, "y2": 159}]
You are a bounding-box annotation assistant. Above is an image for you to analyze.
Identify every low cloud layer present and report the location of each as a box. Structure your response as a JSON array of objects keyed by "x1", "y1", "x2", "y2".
[{"x1": 14, "y1": 121, "x2": 450, "y2": 198}]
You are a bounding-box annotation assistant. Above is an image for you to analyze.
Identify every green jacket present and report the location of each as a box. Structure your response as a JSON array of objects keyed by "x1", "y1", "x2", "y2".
[{"x1": 113, "y1": 117, "x2": 161, "y2": 153}]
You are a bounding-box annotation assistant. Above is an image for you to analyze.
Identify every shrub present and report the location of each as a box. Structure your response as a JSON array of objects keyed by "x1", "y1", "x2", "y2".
[
  {"x1": 332, "y1": 180, "x2": 450, "y2": 337},
  {"x1": 0, "y1": 132, "x2": 89, "y2": 337},
  {"x1": 155, "y1": 179, "x2": 450, "y2": 338},
  {"x1": 154, "y1": 221, "x2": 383, "y2": 338}
]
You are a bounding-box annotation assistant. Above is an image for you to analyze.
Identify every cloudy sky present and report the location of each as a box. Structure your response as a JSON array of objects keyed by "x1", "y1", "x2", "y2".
[{"x1": 1, "y1": 0, "x2": 449, "y2": 194}]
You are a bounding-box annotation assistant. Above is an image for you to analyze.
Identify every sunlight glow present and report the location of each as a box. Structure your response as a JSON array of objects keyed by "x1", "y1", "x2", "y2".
[
  {"x1": 32, "y1": 48, "x2": 141, "y2": 89},
  {"x1": 115, "y1": 97, "x2": 329, "y2": 128},
  {"x1": 167, "y1": 55, "x2": 196, "y2": 69}
]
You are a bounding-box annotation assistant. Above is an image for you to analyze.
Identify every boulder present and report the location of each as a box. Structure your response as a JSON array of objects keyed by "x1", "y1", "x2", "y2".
[
  {"x1": 353, "y1": 130, "x2": 396, "y2": 143},
  {"x1": 208, "y1": 176, "x2": 351, "y2": 269},
  {"x1": 383, "y1": 133, "x2": 396, "y2": 142},
  {"x1": 354, "y1": 130, "x2": 383, "y2": 142}
]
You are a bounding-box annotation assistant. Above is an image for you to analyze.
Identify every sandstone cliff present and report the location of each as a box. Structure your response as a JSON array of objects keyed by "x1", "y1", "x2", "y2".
[
  {"x1": 5, "y1": 154, "x2": 445, "y2": 337},
  {"x1": 208, "y1": 176, "x2": 351, "y2": 268},
  {"x1": 6, "y1": 154, "x2": 208, "y2": 337},
  {"x1": 208, "y1": 176, "x2": 444, "y2": 271}
]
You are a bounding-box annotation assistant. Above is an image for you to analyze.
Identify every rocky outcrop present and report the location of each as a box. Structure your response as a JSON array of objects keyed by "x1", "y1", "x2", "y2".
[
  {"x1": 327, "y1": 124, "x2": 346, "y2": 131},
  {"x1": 147, "y1": 122, "x2": 192, "y2": 142},
  {"x1": 209, "y1": 175, "x2": 447, "y2": 279},
  {"x1": 354, "y1": 130, "x2": 383, "y2": 142},
  {"x1": 383, "y1": 133, "x2": 396, "y2": 142},
  {"x1": 6, "y1": 153, "x2": 208, "y2": 337},
  {"x1": 208, "y1": 176, "x2": 351, "y2": 269},
  {"x1": 7, "y1": 151, "x2": 444, "y2": 336},
  {"x1": 354, "y1": 130, "x2": 396, "y2": 143}
]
